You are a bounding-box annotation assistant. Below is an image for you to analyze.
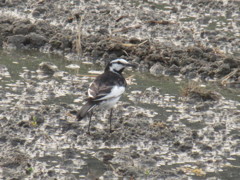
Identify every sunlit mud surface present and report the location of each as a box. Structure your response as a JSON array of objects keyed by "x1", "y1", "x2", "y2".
[
  {"x1": 0, "y1": 50, "x2": 240, "y2": 179},
  {"x1": 1, "y1": 0, "x2": 240, "y2": 55},
  {"x1": 1, "y1": 0, "x2": 240, "y2": 89}
]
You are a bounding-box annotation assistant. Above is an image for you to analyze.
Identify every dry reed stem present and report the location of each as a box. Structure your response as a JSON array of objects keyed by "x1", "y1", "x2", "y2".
[
  {"x1": 76, "y1": 15, "x2": 84, "y2": 57},
  {"x1": 220, "y1": 68, "x2": 239, "y2": 86}
]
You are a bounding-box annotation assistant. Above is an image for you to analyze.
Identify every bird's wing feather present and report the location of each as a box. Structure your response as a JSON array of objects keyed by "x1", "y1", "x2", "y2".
[
  {"x1": 88, "y1": 81, "x2": 112, "y2": 99},
  {"x1": 88, "y1": 78, "x2": 125, "y2": 101},
  {"x1": 96, "y1": 86, "x2": 125, "y2": 101}
]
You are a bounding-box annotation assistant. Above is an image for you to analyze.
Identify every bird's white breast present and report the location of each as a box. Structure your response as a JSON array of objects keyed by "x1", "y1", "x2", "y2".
[{"x1": 99, "y1": 86, "x2": 125, "y2": 100}]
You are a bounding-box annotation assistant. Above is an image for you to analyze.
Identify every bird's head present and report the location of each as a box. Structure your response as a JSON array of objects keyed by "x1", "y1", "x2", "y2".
[{"x1": 105, "y1": 58, "x2": 135, "y2": 74}]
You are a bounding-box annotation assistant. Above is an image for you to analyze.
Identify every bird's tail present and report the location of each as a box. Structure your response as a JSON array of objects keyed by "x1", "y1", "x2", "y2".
[{"x1": 77, "y1": 101, "x2": 96, "y2": 121}]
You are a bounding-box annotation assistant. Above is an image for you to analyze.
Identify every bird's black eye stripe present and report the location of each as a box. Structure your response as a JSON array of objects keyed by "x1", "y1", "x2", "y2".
[{"x1": 111, "y1": 61, "x2": 124, "y2": 65}]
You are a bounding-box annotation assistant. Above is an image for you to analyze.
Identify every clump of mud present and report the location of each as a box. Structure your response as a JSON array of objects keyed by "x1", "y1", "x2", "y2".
[
  {"x1": 0, "y1": 0, "x2": 240, "y2": 85},
  {"x1": 181, "y1": 82, "x2": 221, "y2": 102}
]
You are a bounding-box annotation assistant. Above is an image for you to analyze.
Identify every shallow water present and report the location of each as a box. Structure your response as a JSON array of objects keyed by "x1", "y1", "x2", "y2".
[{"x1": 0, "y1": 49, "x2": 240, "y2": 179}]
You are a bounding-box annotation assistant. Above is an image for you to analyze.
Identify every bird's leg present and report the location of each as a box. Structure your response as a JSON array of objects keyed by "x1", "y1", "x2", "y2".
[
  {"x1": 87, "y1": 111, "x2": 93, "y2": 135},
  {"x1": 109, "y1": 108, "x2": 114, "y2": 133}
]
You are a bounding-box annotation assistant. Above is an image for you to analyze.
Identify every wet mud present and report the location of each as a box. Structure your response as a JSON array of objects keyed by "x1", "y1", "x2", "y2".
[
  {"x1": 0, "y1": 1, "x2": 240, "y2": 180},
  {"x1": 0, "y1": 51, "x2": 239, "y2": 179}
]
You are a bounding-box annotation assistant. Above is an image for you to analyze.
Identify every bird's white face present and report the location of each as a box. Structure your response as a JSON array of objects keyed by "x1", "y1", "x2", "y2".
[{"x1": 109, "y1": 59, "x2": 130, "y2": 72}]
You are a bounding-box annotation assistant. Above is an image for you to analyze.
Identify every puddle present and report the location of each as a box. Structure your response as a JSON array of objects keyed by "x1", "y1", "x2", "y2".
[{"x1": 0, "y1": 49, "x2": 240, "y2": 179}]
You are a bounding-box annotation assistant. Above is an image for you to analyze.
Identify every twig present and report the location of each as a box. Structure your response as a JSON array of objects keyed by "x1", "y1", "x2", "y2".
[
  {"x1": 115, "y1": 15, "x2": 128, "y2": 22},
  {"x1": 220, "y1": 68, "x2": 239, "y2": 86},
  {"x1": 144, "y1": 20, "x2": 174, "y2": 25},
  {"x1": 113, "y1": 25, "x2": 141, "y2": 33},
  {"x1": 76, "y1": 15, "x2": 84, "y2": 57},
  {"x1": 137, "y1": 39, "x2": 148, "y2": 46}
]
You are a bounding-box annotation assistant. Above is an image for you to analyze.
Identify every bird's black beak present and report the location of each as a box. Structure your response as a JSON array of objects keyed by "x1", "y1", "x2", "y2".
[{"x1": 126, "y1": 63, "x2": 137, "y2": 69}]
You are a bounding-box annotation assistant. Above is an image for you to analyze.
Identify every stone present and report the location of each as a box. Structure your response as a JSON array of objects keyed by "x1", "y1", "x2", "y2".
[
  {"x1": 216, "y1": 63, "x2": 231, "y2": 77},
  {"x1": 7, "y1": 35, "x2": 27, "y2": 49},
  {"x1": 224, "y1": 57, "x2": 239, "y2": 68},
  {"x1": 165, "y1": 64, "x2": 180, "y2": 75},
  {"x1": 26, "y1": 33, "x2": 47, "y2": 48},
  {"x1": 149, "y1": 63, "x2": 165, "y2": 76}
]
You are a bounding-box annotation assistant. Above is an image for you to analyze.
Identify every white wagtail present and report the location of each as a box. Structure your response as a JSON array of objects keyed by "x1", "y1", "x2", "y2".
[{"x1": 77, "y1": 58, "x2": 135, "y2": 133}]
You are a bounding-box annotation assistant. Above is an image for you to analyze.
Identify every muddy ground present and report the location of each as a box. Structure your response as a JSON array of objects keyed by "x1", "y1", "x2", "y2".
[
  {"x1": 0, "y1": 0, "x2": 240, "y2": 180},
  {"x1": 1, "y1": 56, "x2": 240, "y2": 179},
  {"x1": 0, "y1": 0, "x2": 240, "y2": 84}
]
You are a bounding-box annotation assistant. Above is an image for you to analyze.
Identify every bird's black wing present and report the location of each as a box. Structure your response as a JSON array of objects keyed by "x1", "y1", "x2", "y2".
[{"x1": 87, "y1": 71, "x2": 126, "y2": 101}]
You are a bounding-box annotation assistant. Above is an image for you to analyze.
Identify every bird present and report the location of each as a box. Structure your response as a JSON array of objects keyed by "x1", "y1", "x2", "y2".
[{"x1": 77, "y1": 58, "x2": 135, "y2": 134}]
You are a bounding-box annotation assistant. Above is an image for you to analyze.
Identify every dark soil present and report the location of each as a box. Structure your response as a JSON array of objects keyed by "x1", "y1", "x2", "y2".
[{"x1": 0, "y1": 0, "x2": 239, "y2": 84}]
